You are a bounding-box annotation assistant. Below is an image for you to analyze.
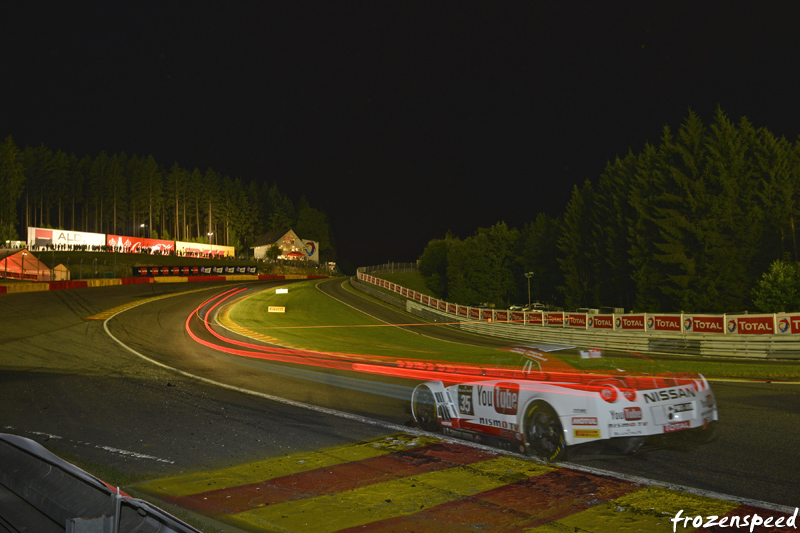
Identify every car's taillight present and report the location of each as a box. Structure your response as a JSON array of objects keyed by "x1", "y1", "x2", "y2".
[
  {"x1": 705, "y1": 394, "x2": 715, "y2": 410},
  {"x1": 600, "y1": 386, "x2": 618, "y2": 403},
  {"x1": 622, "y1": 389, "x2": 636, "y2": 402}
]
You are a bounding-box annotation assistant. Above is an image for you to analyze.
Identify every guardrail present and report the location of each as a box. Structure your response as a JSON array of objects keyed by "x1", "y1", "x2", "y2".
[
  {"x1": 361, "y1": 262, "x2": 419, "y2": 274},
  {"x1": 353, "y1": 270, "x2": 800, "y2": 359}
]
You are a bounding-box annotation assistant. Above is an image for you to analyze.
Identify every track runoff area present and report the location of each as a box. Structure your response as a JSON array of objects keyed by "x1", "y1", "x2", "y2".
[{"x1": 113, "y1": 280, "x2": 797, "y2": 532}]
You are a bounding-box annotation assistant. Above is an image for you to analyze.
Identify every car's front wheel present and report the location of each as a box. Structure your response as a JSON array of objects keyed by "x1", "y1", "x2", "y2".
[
  {"x1": 524, "y1": 401, "x2": 566, "y2": 461},
  {"x1": 411, "y1": 385, "x2": 441, "y2": 432}
]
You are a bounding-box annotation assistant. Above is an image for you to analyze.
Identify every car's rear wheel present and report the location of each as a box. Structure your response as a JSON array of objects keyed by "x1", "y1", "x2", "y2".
[
  {"x1": 524, "y1": 401, "x2": 566, "y2": 461},
  {"x1": 412, "y1": 385, "x2": 441, "y2": 432}
]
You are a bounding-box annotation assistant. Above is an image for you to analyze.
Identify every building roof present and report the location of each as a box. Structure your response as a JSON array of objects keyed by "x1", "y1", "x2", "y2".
[
  {"x1": 0, "y1": 249, "x2": 49, "y2": 271},
  {"x1": 251, "y1": 229, "x2": 294, "y2": 249}
]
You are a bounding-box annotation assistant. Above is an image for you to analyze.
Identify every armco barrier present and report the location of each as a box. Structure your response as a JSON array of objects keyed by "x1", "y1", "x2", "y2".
[{"x1": 353, "y1": 270, "x2": 800, "y2": 359}]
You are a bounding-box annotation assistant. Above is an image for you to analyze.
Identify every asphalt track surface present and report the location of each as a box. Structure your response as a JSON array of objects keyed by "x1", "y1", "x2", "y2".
[{"x1": 1, "y1": 277, "x2": 799, "y2": 530}]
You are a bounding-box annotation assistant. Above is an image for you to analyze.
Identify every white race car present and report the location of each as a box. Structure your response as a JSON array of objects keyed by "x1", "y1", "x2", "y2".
[{"x1": 410, "y1": 349, "x2": 718, "y2": 461}]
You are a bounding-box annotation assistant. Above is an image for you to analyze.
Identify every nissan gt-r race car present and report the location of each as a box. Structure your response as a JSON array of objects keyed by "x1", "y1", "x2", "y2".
[{"x1": 410, "y1": 347, "x2": 718, "y2": 461}]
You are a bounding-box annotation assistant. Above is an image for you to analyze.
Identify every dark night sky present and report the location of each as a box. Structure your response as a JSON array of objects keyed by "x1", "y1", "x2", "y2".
[{"x1": 2, "y1": 2, "x2": 799, "y2": 267}]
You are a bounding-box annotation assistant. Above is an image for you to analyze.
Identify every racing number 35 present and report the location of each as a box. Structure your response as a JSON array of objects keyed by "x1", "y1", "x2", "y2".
[{"x1": 459, "y1": 385, "x2": 474, "y2": 415}]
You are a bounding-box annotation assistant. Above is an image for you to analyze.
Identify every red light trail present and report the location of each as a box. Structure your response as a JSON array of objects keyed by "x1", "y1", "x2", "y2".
[{"x1": 184, "y1": 288, "x2": 694, "y2": 397}]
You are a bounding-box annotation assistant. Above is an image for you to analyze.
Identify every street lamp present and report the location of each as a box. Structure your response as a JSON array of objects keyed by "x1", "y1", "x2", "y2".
[
  {"x1": 524, "y1": 271, "x2": 534, "y2": 306},
  {"x1": 207, "y1": 232, "x2": 214, "y2": 245}
]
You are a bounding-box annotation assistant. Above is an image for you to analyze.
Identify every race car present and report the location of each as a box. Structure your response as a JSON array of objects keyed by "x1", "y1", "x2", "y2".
[{"x1": 410, "y1": 349, "x2": 718, "y2": 461}]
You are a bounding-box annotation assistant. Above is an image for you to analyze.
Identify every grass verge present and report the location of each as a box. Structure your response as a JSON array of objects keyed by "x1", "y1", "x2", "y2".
[
  {"x1": 227, "y1": 279, "x2": 511, "y2": 363},
  {"x1": 375, "y1": 271, "x2": 434, "y2": 297}
]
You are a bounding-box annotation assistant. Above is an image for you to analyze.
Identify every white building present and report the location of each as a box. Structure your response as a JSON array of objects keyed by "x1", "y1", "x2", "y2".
[{"x1": 251, "y1": 229, "x2": 319, "y2": 262}]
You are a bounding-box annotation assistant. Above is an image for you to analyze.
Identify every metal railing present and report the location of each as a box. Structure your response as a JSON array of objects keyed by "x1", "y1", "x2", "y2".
[
  {"x1": 351, "y1": 274, "x2": 800, "y2": 360},
  {"x1": 361, "y1": 262, "x2": 419, "y2": 275}
]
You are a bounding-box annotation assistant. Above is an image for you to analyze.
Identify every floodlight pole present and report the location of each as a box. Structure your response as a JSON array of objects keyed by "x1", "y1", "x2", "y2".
[{"x1": 525, "y1": 271, "x2": 534, "y2": 306}]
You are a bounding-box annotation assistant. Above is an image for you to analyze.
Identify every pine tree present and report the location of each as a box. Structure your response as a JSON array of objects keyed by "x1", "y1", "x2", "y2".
[
  {"x1": 0, "y1": 136, "x2": 26, "y2": 243},
  {"x1": 447, "y1": 235, "x2": 491, "y2": 306},
  {"x1": 752, "y1": 259, "x2": 800, "y2": 312},
  {"x1": 695, "y1": 110, "x2": 763, "y2": 311},
  {"x1": 594, "y1": 152, "x2": 638, "y2": 310},
  {"x1": 520, "y1": 213, "x2": 563, "y2": 307},
  {"x1": 419, "y1": 234, "x2": 457, "y2": 298},
  {"x1": 627, "y1": 142, "x2": 664, "y2": 310},
  {"x1": 558, "y1": 180, "x2": 596, "y2": 309},
  {"x1": 295, "y1": 196, "x2": 333, "y2": 261}
]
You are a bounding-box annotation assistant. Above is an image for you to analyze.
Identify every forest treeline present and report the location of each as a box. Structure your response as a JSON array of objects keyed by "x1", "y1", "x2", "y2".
[
  {"x1": 0, "y1": 138, "x2": 335, "y2": 261},
  {"x1": 419, "y1": 108, "x2": 800, "y2": 314}
]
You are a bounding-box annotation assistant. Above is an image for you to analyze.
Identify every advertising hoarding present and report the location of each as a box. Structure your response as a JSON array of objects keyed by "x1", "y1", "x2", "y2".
[
  {"x1": 301, "y1": 239, "x2": 319, "y2": 262},
  {"x1": 565, "y1": 313, "x2": 588, "y2": 328},
  {"x1": 726, "y1": 314, "x2": 775, "y2": 335},
  {"x1": 617, "y1": 314, "x2": 646, "y2": 331},
  {"x1": 175, "y1": 241, "x2": 234, "y2": 258},
  {"x1": 527, "y1": 312, "x2": 543, "y2": 325},
  {"x1": 590, "y1": 314, "x2": 615, "y2": 330},
  {"x1": 107, "y1": 235, "x2": 174, "y2": 254},
  {"x1": 777, "y1": 315, "x2": 800, "y2": 335},
  {"x1": 647, "y1": 315, "x2": 682, "y2": 332},
  {"x1": 683, "y1": 315, "x2": 725, "y2": 333},
  {"x1": 28, "y1": 227, "x2": 105, "y2": 250}
]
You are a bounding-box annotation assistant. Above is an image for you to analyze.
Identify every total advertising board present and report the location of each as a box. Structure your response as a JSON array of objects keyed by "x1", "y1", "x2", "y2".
[
  {"x1": 683, "y1": 315, "x2": 725, "y2": 333},
  {"x1": 725, "y1": 314, "x2": 775, "y2": 335},
  {"x1": 301, "y1": 239, "x2": 319, "y2": 262},
  {"x1": 776, "y1": 314, "x2": 800, "y2": 335},
  {"x1": 646, "y1": 315, "x2": 682, "y2": 332},
  {"x1": 565, "y1": 313, "x2": 588, "y2": 328},
  {"x1": 617, "y1": 314, "x2": 646, "y2": 330},
  {"x1": 545, "y1": 312, "x2": 565, "y2": 326},
  {"x1": 526, "y1": 312, "x2": 543, "y2": 325},
  {"x1": 589, "y1": 314, "x2": 615, "y2": 330}
]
